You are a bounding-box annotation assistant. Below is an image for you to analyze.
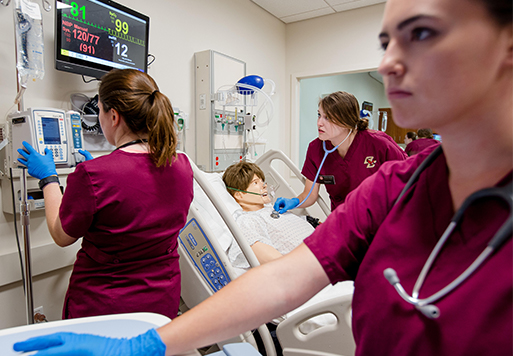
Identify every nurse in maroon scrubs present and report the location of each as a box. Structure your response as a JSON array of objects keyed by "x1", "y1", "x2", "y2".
[
  {"x1": 274, "y1": 91, "x2": 407, "y2": 213},
  {"x1": 405, "y1": 128, "x2": 440, "y2": 156},
  {"x1": 13, "y1": 0, "x2": 512, "y2": 354},
  {"x1": 17, "y1": 69, "x2": 193, "y2": 320}
]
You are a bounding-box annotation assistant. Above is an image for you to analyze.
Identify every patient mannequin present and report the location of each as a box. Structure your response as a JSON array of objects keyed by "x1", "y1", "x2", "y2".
[{"x1": 222, "y1": 162, "x2": 315, "y2": 268}]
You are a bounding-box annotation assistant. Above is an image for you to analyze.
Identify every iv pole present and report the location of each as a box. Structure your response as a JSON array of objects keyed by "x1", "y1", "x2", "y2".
[
  {"x1": 12, "y1": 1, "x2": 34, "y2": 325},
  {"x1": 11, "y1": 0, "x2": 51, "y2": 325},
  {"x1": 20, "y1": 168, "x2": 34, "y2": 325},
  {"x1": 16, "y1": 68, "x2": 34, "y2": 327}
]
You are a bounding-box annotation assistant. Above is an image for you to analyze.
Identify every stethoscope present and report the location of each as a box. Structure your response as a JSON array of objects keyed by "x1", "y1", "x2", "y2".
[
  {"x1": 383, "y1": 146, "x2": 513, "y2": 319},
  {"x1": 296, "y1": 128, "x2": 353, "y2": 209}
]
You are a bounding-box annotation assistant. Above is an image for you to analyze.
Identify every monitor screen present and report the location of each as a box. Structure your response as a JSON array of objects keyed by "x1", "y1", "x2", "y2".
[
  {"x1": 362, "y1": 101, "x2": 373, "y2": 112},
  {"x1": 42, "y1": 117, "x2": 61, "y2": 144},
  {"x1": 55, "y1": 0, "x2": 149, "y2": 79}
]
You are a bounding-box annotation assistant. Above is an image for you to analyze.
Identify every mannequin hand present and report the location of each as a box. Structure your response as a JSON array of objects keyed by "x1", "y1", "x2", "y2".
[
  {"x1": 13, "y1": 328, "x2": 166, "y2": 356},
  {"x1": 78, "y1": 149, "x2": 93, "y2": 161},
  {"x1": 274, "y1": 197, "x2": 300, "y2": 214},
  {"x1": 17, "y1": 141, "x2": 57, "y2": 180}
]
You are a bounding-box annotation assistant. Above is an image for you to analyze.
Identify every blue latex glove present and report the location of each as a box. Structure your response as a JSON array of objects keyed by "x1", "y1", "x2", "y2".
[
  {"x1": 274, "y1": 197, "x2": 300, "y2": 214},
  {"x1": 78, "y1": 149, "x2": 93, "y2": 161},
  {"x1": 13, "y1": 328, "x2": 166, "y2": 356},
  {"x1": 17, "y1": 141, "x2": 57, "y2": 180}
]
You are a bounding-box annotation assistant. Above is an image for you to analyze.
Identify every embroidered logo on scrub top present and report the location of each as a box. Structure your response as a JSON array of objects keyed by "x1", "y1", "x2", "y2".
[{"x1": 364, "y1": 156, "x2": 377, "y2": 168}]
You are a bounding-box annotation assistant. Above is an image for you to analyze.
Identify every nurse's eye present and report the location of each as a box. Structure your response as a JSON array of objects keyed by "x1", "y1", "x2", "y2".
[
  {"x1": 379, "y1": 40, "x2": 389, "y2": 51},
  {"x1": 411, "y1": 27, "x2": 436, "y2": 42}
]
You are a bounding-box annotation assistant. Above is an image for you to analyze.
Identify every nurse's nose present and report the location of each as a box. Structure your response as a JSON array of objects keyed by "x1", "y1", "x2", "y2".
[{"x1": 378, "y1": 40, "x2": 405, "y2": 78}]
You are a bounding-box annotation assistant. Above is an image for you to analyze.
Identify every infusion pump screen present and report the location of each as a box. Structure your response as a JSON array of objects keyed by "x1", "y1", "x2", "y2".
[
  {"x1": 42, "y1": 117, "x2": 61, "y2": 145},
  {"x1": 58, "y1": 0, "x2": 148, "y2": 71}
]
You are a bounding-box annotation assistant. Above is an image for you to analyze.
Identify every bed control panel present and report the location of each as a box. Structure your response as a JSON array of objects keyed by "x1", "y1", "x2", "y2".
[{"x1": 179, "y1": 218, "x2": 231, "y2": 292}]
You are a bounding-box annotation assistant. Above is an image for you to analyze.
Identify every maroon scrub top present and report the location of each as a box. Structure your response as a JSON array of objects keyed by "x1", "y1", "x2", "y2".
[
  {"x1": 60, "y1": 151, "x2": 193, "y2": 319},
  {"x1": 302, "y1": 130, "x2": 407, "y2": 210},
  {"x1": 405, "y1": 137, "x2": 440, "y2": 156},
  {"x1": 305, "y1": 145, "x2": 512, "y2": 355}
]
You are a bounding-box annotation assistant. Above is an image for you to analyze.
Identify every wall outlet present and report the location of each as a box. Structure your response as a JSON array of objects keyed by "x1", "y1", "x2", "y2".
[{"x1": 34, "y1": 306, "x2": 47, "y2": 323}]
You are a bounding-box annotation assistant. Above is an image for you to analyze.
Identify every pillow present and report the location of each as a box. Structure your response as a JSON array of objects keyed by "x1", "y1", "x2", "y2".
[{"x1": 192, "y1": 172, "x2": 242, "y2": 251}]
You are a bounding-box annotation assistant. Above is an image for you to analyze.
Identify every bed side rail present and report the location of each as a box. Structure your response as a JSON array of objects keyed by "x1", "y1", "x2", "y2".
[{"x1": 276, "y1": 294, "x2": 355, "y2": 356}]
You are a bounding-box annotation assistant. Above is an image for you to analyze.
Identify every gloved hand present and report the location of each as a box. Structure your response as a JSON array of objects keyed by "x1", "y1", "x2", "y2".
[
  {"x1": 13, "y1": 328, "x2": 166, "y2": 356},
  {"x1": 274, "y1": 197, "x2": 300, "y2": 214},
  {"x1": 17, "y1": 141, "x2": 57, "y2": 180},
  {"x1": 78, "y1": 149, "x2": 94, "y2": 161}
]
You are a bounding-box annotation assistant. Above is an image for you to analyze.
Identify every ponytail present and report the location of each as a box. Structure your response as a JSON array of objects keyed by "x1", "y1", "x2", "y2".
[
  {"x1": 146, "y1": 91, "x2": 178, "y2": 167},
  {"x1": 99, "y1": 69, "x2": 178, "y2": 167},
  {"x1": 356, "y1": 117, "x2": 369, "y2": 131}
]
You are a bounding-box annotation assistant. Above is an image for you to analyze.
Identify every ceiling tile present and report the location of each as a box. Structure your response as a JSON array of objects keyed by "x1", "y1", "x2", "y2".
[
  {"x1": 280, "y1": 7, "x2": 336, "y2": 24},
  {"x1": 331, "y1": 0, "x2": 386, "y2": 12},
  {"x1": 325, "y1": 0, "x2": 360, "y2": 5},
  {"x1": 251, "y1": 0, "x2": 331, "y2": 19}
]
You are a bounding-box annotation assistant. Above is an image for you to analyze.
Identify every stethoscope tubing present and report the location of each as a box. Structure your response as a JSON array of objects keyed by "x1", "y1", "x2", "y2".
[
  {"x1": 385, "y1": 145, "x2": 513, "y2": 318},
  {"x1": 297, "y1": 129, "x2": 353, "y2": 208}
]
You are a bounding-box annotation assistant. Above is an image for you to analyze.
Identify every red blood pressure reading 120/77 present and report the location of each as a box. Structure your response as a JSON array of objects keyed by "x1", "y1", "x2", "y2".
[{"x1": 62, "y1": 20, "x2": 100, "y2": 55}]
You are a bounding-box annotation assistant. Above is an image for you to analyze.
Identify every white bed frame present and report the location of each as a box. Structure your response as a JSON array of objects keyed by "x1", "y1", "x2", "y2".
[
  {"x1": 0, "y1": 313, "x2": 177, "y2": 356},
  {"x1": 178, "y1": 150, "x2": 355, "y2": 356}
]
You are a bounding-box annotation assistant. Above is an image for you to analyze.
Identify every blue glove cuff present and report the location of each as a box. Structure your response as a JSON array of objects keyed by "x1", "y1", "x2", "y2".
[{"x1": 132, "y1": 329, "x2": 166, "y2": 356}]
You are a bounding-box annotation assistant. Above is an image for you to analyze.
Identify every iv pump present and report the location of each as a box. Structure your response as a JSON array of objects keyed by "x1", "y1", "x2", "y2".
[{"x1": 8, "y1": 108, "x2": 85, "y2": 169}]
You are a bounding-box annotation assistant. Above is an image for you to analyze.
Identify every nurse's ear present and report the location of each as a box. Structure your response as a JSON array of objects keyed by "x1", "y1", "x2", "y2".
[
  {"x1": 500, "y1": 24, "x2": 513, "y2": 67},
  {"x1": 110, "y1": 108, "x2": 123, "y2": 128}
]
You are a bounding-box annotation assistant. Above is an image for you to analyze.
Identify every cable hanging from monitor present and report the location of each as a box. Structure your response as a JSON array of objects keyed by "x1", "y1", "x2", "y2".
[
  {"x1": 148, "y1": 54, "x2": 155, "y2": 66},
  {"x1": 81, "y1": 75, "x2": 99, "y2": 84}
]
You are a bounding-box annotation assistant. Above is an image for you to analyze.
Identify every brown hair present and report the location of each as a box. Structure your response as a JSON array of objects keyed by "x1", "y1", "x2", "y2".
[
  {"x1": 406, "y1": 131, "x2": 417, "y2": 140},
  {"x1": 319, "y1": 91, "x2": 369, "y2": 131},
  {"x1": 222, "y1": 161, "x2": 265, "y2": 198},
  {"x1": 471, "y1": 0, "x2": 511, "y2": 27},
  {"x1": 417, "y1": 128, "x2": 433, "y2": 139},
  {"x1": 98, "y1": 69, "x2": 177, "y2": 167}
]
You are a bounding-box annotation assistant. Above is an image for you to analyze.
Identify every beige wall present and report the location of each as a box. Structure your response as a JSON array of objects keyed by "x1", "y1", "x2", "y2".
[{"x1": 0, "y1": 0, "x2": 386, "y2": 329}]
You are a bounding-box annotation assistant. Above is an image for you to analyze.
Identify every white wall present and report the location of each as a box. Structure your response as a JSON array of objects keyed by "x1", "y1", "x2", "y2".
[{"x1": 0, "y1": 0, "x2": 285, "y2": 329}]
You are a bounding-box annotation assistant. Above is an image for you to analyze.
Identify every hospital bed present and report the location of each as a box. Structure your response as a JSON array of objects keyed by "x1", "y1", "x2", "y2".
[
  {"x1": 0, "y1": 312, "x2": 263, "y2": 356},
  {"x1": 178, "y1": 150, "x2": 356, "y2": 356},
  {"x1": 0, "y1": 313, "x2": 172, "y2": 355}
]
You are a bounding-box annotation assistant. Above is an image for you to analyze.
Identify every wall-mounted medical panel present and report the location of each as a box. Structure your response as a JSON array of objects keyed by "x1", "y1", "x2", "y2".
[{"x1": 194, "y1": 50, "x2": 246, "y2": 172}]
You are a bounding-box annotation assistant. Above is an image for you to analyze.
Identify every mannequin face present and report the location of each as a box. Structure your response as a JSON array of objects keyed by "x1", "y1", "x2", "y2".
[{"x1": 235, "y1": 175, "x2": 270, "y2": 211}]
